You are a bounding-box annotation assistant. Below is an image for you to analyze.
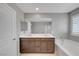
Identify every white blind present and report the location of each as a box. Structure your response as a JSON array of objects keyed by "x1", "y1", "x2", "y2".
[{"x1": 72, "y1": 14, "x2": 79, "y2": 34}]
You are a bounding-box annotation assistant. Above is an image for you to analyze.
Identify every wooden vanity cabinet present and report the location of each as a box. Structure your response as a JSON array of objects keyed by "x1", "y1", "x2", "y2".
[{"x1": 20, "y1": 38, "x2": 55, "y2": 53}]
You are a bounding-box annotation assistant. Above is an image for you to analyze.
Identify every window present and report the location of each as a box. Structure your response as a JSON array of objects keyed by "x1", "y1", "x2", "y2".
[{"x1": 71, "y1": 14, "x2": 79, "y2": 35}]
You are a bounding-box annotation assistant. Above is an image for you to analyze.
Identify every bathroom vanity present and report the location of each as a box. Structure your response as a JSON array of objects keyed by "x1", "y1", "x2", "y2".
[
  {"x1": 20, "y1": 18, "x2": 55, "y2": 53},
  {"x1": 20, "y1": 35, "x2": 55, "y2": 53}
]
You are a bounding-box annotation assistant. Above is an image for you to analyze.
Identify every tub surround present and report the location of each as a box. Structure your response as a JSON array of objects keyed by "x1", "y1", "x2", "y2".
[
  {"x1": 55, "y1": 39, "x2": 79, "y2": 56},
  {"x1": 55, "y1": 39, "x2": 71, "y2": 56}
]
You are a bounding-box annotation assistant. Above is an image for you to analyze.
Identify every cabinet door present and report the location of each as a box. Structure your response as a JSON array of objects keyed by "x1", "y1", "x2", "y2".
[
  {"x1": 40, "y1": 39, "x2": 48, "y2": 52},
  {"x1": 35, "y1": 39, "x2": 41, "y2": 52},
  {"x1": 29, "y1": 39, "x2": 35, "y2": 52},
  {"x1": 20, "y1": 39, "x2": 30, "y2": 53},
  {"x1": 47, "y1": 39, "x2": 55, "y2": 53}
]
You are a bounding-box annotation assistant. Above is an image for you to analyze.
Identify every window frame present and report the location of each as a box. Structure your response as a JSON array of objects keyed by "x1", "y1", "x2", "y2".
[{"x1": 70, "y1": 13, "x2": 79, "y2": 36}]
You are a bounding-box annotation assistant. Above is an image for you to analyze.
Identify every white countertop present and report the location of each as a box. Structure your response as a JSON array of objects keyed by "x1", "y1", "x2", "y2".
[{"x1": 20, "y1": 34, "x2": 55, "y2": 38}]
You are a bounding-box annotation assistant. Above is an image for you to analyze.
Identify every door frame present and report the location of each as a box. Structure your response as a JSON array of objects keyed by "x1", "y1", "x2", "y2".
[{"x1": 0, "y1": 3, "x2": 18, "y2": 56}]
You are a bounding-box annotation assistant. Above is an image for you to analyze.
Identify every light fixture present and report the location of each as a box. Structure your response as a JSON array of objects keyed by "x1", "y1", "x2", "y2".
[{"x1": 36, "y1": 8, "x2": 39, "y2": 11}]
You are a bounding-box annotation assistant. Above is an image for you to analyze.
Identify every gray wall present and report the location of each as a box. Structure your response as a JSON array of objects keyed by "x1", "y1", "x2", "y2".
[
  {"x1": 24, "y1": 13, "x2": 68, "y2": 39},
  {"x1": 68, "y1": 8, "x2": 79, "y2": 42}
]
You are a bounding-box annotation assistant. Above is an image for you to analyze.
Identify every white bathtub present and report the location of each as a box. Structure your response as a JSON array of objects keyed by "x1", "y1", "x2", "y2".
[{"x1": 55, "y1": 39, "x2": 79, "y2": 56}]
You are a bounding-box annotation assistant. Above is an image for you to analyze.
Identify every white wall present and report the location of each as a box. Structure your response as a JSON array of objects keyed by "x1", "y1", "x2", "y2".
[
  {"x1": 7, "y1": 3, "x2": 24, "y2": 55},
  {"x1": 24, "y1": 13, "x2": 68, "y2": 39},
  {"x1": 7, "y1": 3, "x2": 24, "y2": 35}
]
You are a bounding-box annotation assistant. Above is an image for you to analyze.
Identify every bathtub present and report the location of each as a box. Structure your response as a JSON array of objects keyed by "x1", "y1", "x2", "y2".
[{"x1": 55, "y1": 39, "x2": 79, "y2": 56}]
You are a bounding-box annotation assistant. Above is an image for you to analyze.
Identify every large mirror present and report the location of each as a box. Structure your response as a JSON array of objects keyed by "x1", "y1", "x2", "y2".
[
  {"x1": 31, "y1": 22, "x2": 52, "y2": 34},
  {"x1": 21, "y1": 21, "x2": 28, "y2": 31}
]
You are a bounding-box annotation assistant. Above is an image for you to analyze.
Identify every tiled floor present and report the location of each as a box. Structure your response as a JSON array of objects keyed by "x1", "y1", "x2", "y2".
[{"x1": 21, "y1": 53, "x2": 56, "y2": 56}]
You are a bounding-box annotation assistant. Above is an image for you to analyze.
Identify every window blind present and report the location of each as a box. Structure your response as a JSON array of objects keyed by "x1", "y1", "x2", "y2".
[{"x1": 72, "y1": 14, "x2": 79, "y2": 34}]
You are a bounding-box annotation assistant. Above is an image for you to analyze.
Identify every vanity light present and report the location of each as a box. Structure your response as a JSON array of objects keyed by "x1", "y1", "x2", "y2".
[{"x1": 36, "y1": 8, "x2": 39, "y2": 11}]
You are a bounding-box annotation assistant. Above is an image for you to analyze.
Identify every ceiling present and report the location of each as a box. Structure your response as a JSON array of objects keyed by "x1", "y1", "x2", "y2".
[{"x1": 16, "y1": 3, "x2": 79, "y2": 13}]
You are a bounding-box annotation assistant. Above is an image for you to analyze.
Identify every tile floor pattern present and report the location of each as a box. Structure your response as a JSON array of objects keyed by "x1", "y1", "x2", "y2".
[{"x1": 21, "y1": 53, "x2": 56, "y2": 56}]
